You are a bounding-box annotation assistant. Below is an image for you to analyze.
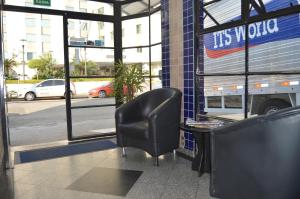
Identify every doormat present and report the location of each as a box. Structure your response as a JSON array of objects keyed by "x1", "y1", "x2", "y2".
[{"x1": 15, "y1": 140, "x2": 117, "y2": 164}]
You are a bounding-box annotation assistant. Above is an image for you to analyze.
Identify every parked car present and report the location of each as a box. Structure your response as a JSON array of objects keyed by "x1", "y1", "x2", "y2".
[
  {"x1": 16, "y1": 79, "x2": 76, "y2": 101},
  {"x1": 88, "y1": 82, "x2": 128, "y2": 98},
  {"x1": 88, "y1": 82, "x2": 114, "y2": 98}
]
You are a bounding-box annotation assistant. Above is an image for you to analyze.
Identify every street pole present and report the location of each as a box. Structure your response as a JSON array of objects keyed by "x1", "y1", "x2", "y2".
[{"x1": 22, "y1": 44, "x2": 25, "y2": 81}]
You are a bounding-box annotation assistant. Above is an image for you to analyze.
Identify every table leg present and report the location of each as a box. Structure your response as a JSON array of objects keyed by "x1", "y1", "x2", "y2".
[
  {"x1": 192, "y1": 141, "x2": 202, "y2": 170},
  {"x1": 198, "y1": 134, "x2": 205, "y2": 176}
]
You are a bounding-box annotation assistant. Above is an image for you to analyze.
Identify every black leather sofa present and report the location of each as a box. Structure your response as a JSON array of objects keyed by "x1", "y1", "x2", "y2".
[
  {"x1": 115, "y1": 88, "x2": 182, "y2": 165},
  {"x1": 210, "y1": 106, "x2": 300, "y2": 199}
]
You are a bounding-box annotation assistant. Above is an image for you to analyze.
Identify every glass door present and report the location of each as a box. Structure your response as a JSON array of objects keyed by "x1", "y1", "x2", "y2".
[{"x1": 63, "y1": 17, "x2": 116, "y2": 140}]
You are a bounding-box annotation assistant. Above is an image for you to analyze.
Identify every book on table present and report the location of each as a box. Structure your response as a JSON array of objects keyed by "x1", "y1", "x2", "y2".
[{"x1": 185, "y1": 118, "x2": 224, "y2": 129}]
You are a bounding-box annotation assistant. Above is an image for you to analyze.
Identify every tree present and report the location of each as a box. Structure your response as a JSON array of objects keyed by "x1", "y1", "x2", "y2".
[
  {"x1": 72, "y1": 60, "x2": 97, "y2": 76},
  {"x1": 28, "y1": 53, "x2": 61, "y2": 79},
  {"x1": 4, "y1": 55, "x2": 17, "y2": 79},
  {"x1": 114, "y1": 61, "x2": 148, "y2": 103}
]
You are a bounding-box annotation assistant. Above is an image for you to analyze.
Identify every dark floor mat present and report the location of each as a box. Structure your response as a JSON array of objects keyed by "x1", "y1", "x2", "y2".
[
  {"x1": 15, "y1": 140, "x2": 116, "y2": 164},
  {"x1": 68, "y1": 167, "x2": 143, "y2": 196}
]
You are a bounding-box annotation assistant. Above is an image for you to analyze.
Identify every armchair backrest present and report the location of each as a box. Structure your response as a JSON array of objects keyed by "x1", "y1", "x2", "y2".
[{"x1": 137, "y1": 88, "x2": 181, "y2": 118}]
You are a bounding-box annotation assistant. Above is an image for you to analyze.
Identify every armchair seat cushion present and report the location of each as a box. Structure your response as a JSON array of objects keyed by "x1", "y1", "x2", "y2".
[{"x1": 118, "y1": 120, "x2": 149, "y2": 140}]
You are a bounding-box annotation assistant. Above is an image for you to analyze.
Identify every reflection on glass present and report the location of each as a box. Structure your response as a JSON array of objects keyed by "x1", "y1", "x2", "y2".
[
  {"x1": 207, "y1": 96, "x2": 222, "y2": 108},
  {"x1": 248, "y1": 75, "x2": 299, "y2": 116},
  {"x1": 151, "y1": 45, "x2": 162, "y2": 76},
  {"x1": 5, "y1": 0, "x2": 113, "y2": 15},
  {"x1": 204, "y1": 76, "x2": 245, "y2": 120},
  {"x1": 224, "y1": 95, "x2": 242, "y2": 109},
  {"x1": 123, "y1": 48, "x2": 150, "y2": 74},
  {"x1": 69, "y1": 48, "x2": 114, "y2": 76},
  {"x1": 122, "y1": 17, "x2": 149, "y2": 47},
  {"x1": 204, "y1": 0, "x2": 241, "y2": 29},
  {"x1": 250, "y1": 1, "x2": 294, "y2": 16},
  {"x1": 138, "y1": 78, "x2": 151, "y2": 95},
  {"x1": 203, "y1": 27, "x2": 245, "y2": 74},
  {"x1": 69, "y1": 78, "x2": 114, "y2": 99},
  {"x1": 249, "y1": 13, "x2": 300, "y2": 72},
  {"x1": 121, "y1": 1, "x2": 148, "y2": 16},
  {"x1": 72, "y1": 105, "x2": 115, "y2": 137},
  {"x1": 150, "y1": 0, "x2": 161, "y2": 11},
  {"x1": 4, "y1": 13, "x2": 68, "y2": 146},
  {"x1": 151, "y1": 11, "x2": 162, "y2": 44},
  {"x1": 151, "y1": 77, "x2": 162, "y2": 90},
  {"x1": 4, "y1": 12, "x2": 63, "y2": 80},
  {"x1": 68, "y1": 19, "x2": 114, "y2": 48}
]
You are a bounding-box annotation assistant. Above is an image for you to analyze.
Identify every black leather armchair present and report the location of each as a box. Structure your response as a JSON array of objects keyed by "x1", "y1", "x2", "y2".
[
  {"x1": 115, "y1": 88, "x2": 182, "y2": 165},
  {"x1": 210, "y1": 106, "x2": 300, "y2": 199}
]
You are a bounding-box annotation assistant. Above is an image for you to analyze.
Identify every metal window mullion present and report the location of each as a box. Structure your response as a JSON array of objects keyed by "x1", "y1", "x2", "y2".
[
  {"x1": 148, "y1": 0, "x2": 152, "y2": 90},
  {"x1": 243, "y1": 0, "x2": 250, "y2": 119},
  {"x1": 63, "y1": 15, "x2": 72, "y2": 141}
]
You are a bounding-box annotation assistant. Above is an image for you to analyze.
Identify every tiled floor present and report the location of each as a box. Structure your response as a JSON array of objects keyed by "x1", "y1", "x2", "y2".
[{"x1": 0, "y1": 144, "x2": 215, "y2": 199}]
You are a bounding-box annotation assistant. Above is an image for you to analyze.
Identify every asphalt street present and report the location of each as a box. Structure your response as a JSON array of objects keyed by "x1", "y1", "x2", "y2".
[{"x1": 7, "y1": 97, "x2": 116, "y2": 146}]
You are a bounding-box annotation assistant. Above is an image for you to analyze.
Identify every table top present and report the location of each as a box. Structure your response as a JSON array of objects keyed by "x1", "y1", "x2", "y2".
[{"x1": 180, "y1": 115, "x2": 236, "y2": 134}]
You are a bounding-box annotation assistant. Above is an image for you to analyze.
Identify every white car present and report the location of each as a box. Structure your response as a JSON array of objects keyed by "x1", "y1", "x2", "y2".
[{"x1": 17, "y1": 79, "x2": 76, "y2": 101}]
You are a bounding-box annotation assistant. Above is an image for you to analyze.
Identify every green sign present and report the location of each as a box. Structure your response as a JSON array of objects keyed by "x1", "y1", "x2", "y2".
[{"x1": 34, "y1": 0, "x2": 51, "y2": 6}]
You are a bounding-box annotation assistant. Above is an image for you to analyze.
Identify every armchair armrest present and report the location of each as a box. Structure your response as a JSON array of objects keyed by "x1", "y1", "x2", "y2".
[{"x1": 147, "y1": 95, "x2": 181, "y2": 142}]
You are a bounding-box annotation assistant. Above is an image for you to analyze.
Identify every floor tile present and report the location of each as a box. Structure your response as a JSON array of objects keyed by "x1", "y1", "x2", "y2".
[
  {"x1": 160, "y1": 185, "x2": 197, "y2": 199},
  {"x1": 126, "y1": 182, "x2": 164, "y2": 199}
]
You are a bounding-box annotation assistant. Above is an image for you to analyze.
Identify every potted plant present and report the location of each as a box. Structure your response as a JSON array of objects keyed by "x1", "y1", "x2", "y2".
[{"x1": 114, "y1": 61, "x2": 148, "y2": 104}]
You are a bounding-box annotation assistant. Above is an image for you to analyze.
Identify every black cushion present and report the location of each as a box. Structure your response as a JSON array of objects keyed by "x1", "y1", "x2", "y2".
[{"x1": 118, "y1": 120, "x2": 149, "y2": 140}]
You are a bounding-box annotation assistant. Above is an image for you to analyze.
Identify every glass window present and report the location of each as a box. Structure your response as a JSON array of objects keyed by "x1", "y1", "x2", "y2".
[
  {"x1": 136, "y1": 24, "x2": 142, "y2": 34},
  {"x1": 250, "y1": 0, "x2": 296, "y2": 17},
  {"x1": 25, "y1": 18, "x2": 36, "y2": 27},
  {"x1": 26, "y1": 33, "x2": 37, "y2": 42},
  {"x1": 151, "y1": 45, "x2": 162, "y2": 76},
  {"x1": 204, "y1": 76, "x2": 245, "y2": 120},
  {"x1": 204, "y1": 0, "x2": 241, "y2": 29},
  {"x1": 248, "y1": 75, "x2": 297, "y2": 116},
  {"x1": 27, "y1": 52, "x2": 34, "y2": 60},
  {"x1": 121, "y1": 1, "x2": 148, "y2": 16},
  {"x1": 69, "y1": 48, "x2": 114, "y2": 77},
  {"x1": 42, "y1": 35, "x2": 51, "y2": 43},
  {"x1": 122, "y1": 17, "x2": 149, "y2": 47},
  {"x1": 150, "y1": 0, "x2": 161, "y2": 12},
  {"x1": 224, "y1": 95, "x2": 242, "y2": 109},
  {"x1": 249, "y1": 13, "x2": 300, "y2": 73},
  {"x1": 203, "y1": 26, "x2": 245, "y2": 74},
  {"x1": 53, "y1": 80, "x2": 65, "y2": 86},
  {"x1": 39, "y1": 80, "x2": 53, "y2": 87},
  {"x1": 41, "y1": 19, "x2": 50, "y2": 28},
  {"x1": 123, "y1": 48, "x2": 149, "y2": 69},
  {"x1": 150, "y1": 11, "x2": 161, "y2": 44},
  {"x1": 68, "y1": 19, "x2": 114, "y2": 48},
  {"x1": 207, "y1": 96, "x2": 222, "y2": 108},
  {"x1": 5, "y1": 0, "x2": 113, "y2": 15}
]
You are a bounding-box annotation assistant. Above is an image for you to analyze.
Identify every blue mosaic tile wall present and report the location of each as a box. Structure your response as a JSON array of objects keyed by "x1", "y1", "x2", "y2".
[
  {"x1": 161, "y1": 0, "x2": 170, "y2": 88},
  {"x1": 183, "y1": 0, "x2": 195, "y2": 150}
]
